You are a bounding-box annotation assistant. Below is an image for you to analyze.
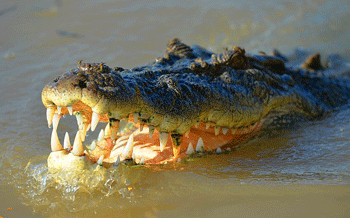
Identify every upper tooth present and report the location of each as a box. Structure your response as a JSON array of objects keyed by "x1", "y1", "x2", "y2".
[
  {"x1": 46, "y1": 108, "x2": 55, "y2": 128},
  {"x1": 133, "y1": 113, "x2": 139, "y2": 123},
  {"x1": 222, "y1": 128, "x2": 228, "y2": 135},
  {"x1": 53, "y1": 113, "x2": 61, "y2": 130},
  {"x1": 123, "y1": 134, "x2": 134, "y2": 159},
  {"x1": 196, "y1": 137, "x2": 204, "y2": 152},
  {"x1": 76, "y1": 113, "x2": 83, "y2": 127},
  {"x1": 91, "y1": 112, "x2": 100, "y2": 131},
  {"x1": 149, "y1": 126, "x2": 155, "y2": 138},
  {"x1": 185, "y1": 131, "x2": 190, "y2": 138},
  {"x1": 67, "y1": 106, "x2": 73, "y2": 115},
  {"x1": 140, "y1": 124, "x2": 144, "y2": 132},
  {"x1": 216, "y1": 147, "x2": 222, "y2": 154},
  {"x1": 185, "y1": 142, "x2": 194, "y2": 155},
  {"x1": 214, "y1": 126, "x2": 221, "y2": 136},
  {"x1": 63, "y1": 132, "x2": 72, "y2": 151},
  {"x1": 159, "y1": 132, "x2": 169, "y2": 152},
  {"x1": 119, "y1": 119, "x2": 127, "y2": 132},
  {"x1": 195, "y1": 122, "x2": 199, "y2": 128},
  {"x1": 57, "y1": 106, "x2": 62, "y2": 114},
  {"x1": 97, "y1": 155, "x2": 104, "y2": 165},
  {"x1": 72, "y1": 130, "x2": 84, "y2": 156},
  {"x1": 51, "y1": 128, "x2": 63, "y2": 152},
  {"x1": 206, "y1": 123, "x2": 210, "y2": 129}
]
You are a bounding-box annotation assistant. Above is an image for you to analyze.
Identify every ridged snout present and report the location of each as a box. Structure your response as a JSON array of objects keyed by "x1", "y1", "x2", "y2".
[{"x1": 41, "y1": 72, "x2": 84, "y2": 108}]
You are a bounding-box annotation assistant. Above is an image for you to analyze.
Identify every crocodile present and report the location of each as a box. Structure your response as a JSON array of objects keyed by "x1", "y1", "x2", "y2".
[{"x1": 41, "y1": 39, "x2": 350, "y2": 173}]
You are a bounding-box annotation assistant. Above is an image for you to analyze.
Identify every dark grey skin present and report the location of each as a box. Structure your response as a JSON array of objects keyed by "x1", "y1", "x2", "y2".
[{"x1": 42, "y1": 39, "x2": 350, "y2": 149}]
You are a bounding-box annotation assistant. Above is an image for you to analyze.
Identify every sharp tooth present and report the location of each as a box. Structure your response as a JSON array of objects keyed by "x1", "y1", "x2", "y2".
[
  {"x1": 195, "y1": 122, "x2": 199, "y2": 128},
  {"x1": 91, "y1": 112, "x2": 100, "y2": 131},
  {"x1": 216, "y1": 147, "x2": 222, "y2": 154},
  {"x1": 72, "y1": 130, "x2": 84, "y2": 156},
  {"x1": 46, "y1": 108, "x2": 55, "y2": 128},
  {"x1": 185, "y1": 142, "x2": 194, "y2": 155},
  {"x1": 86, "y1": 124, "x2": 91, "y2": 132},
  {"x1": 139, "y1": 157, "x2": 145, "y2": 165},
  {"x1": 63, "y1": 132, "x2": 72, "y2": 151},
  {"x1": 50, "y1": 128, "x2": 63, "y2": 151},
  {"x1": 226, "y1": 147, "x2": 232, "y2": 152},
  {"x1": 214, "y1": 126, "x2": 221, "y2": 135},
  {"x1": 222, "y1": 128, "x2": 228, "y2": 135},
  {"x1": 97, "y1": 155, "x2": 104, "y2": 165},
  {"x1": 206, "y1": 123, "x2": 210, "y2": 129},
  {"x1": 196, "y1": 137, "x2": 204, "y2": 152},
  {"x1": 57, "y1": 106, "x2": 62, "y2": 114},
  {"x1": 104, "y1": 123, "x2": 111, "y2": 138},
  {"x1": 123, "y1": 134, "x2": 134, "y2": 159},
  {"x1": 114, "y1": 156, "x2": 121, "y2": 166},
  {"x1": 76, "y1": 113, "x2": 83, "y2": 128},
  {"x1": 140, "y1": 124, "x2": 144, "y2": 132},
  {"x1": 98, "y1": 129, "x2": 104, "y2": 141},
  {"x1": 67, "y1": 106, "x2": 73, "y2": 115},
  {"x1": 185, "y1": 131, "x2": 190, "y2": 138},
  {"x1": 91, "y1": 140, "x2": 96, "y2": 150},
  {"x1": 53, "y1": 113, "x2": 60, "y2": 130},
  {"x1": 159, "y1": 132, "x2": 169, "y2": 152},
  {"x1": 119, "y1": 119, "x2": 127, "y2": 132},
  {"x1": 133, "y1": 113, "x2": 139, "y2": 123},
  {"x1": 149, "y1": 126, "x2": 155, "y2": 138}
]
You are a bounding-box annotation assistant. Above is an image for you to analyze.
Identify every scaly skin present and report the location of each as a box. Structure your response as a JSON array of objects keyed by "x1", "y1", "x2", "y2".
[{"x1": 42, "y1": 39, "x2": 350, "y2": 173}]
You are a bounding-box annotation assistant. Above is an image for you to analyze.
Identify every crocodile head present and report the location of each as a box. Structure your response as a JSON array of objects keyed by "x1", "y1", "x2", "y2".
[{"x1": 42, "y1": 39, "x2": 328, "y2": 173}]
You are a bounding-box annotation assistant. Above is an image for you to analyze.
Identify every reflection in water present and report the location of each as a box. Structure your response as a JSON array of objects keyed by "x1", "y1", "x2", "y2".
[{"x1": 0, "y1": 0, "x2": 350, "y2": 216}]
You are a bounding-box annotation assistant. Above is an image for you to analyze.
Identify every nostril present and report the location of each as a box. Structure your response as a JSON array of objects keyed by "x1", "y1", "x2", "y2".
[{"x1": 53, "y1": 76, "x2": 60, "y2": 83}]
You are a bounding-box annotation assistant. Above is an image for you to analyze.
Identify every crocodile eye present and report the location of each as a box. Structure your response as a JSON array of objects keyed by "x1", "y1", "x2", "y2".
[{"x1": 78, "y1": 80, "x2": 87, "y2": 89}]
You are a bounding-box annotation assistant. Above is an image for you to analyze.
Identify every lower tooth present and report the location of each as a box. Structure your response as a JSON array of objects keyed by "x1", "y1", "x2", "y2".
[
  {"x1": 114, "y1": 156, "x2": 121, "y2": 166},
  {"x1": 216, "y1": 147, "x2": 222, "y2": 154},
  {"x1": 51, "y1": 129, "x2": 63, "y2": 152},
  {"x1": 185, "y1": 142, "x2": 194, "y2": 155},
  {"x1": 91, "y1": 140, "x2": 97, "y2": 150},
  {"x1": 63, "y1": 132, "x2": 72, "y2": 151},
  {"x1": 72, "y1": 130, "x2": 84, "y2": 156},
  {"x1": 104, "y1": 123, "x2": 111, "y2": 138},
  {"x1": 139, "y1": 157, "x2": 145, "y2": 165},
  {"x1": 98, "y1": 129, "x2": 104, "y2": 141},
  {"x1": 196, "y1": 137, "x2": 204, "y2": 152},
  {"x1": 222, "y1": 128, "x2": 228, "y2": 135},
  {"x1": 123, "y1": 134, "x2": 134, "y2": 159},
  {"x1": 97, "y1": 155, "x2": 104, "y2": 165}
]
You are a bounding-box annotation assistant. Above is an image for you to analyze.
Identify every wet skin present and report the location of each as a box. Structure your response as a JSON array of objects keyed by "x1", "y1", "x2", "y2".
[{"x1": 42, "y1": 39, "x2": 350, "y2": 172}]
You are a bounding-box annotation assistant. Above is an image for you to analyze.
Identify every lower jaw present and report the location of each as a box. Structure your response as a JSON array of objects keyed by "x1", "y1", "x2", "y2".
[{"x1": 47, "y1": 122, "x2": 262, "y2": 173}]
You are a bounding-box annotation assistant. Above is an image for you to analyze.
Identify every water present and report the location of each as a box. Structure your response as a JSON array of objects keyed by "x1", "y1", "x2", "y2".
[{"x1": 1, "y1": 0, "x2": 350, "y2": 217}]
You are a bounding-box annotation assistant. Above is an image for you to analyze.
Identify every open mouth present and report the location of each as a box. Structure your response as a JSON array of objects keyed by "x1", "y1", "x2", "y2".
[{"x1": 46, "y1": 100, "x2": 262, "y2": 170}]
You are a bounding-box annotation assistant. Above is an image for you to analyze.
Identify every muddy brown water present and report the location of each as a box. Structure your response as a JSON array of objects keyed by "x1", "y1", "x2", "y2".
[{"x1": 1, "y1": 0, "x2": 350, "y2": 217}]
